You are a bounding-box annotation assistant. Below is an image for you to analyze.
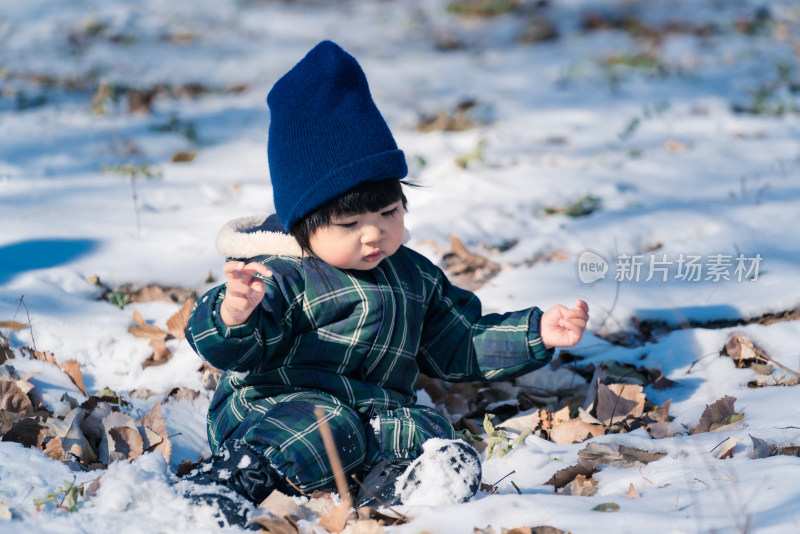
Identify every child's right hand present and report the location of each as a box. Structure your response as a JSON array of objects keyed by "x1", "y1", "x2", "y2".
[{"x1": 219, "y1": 261, "x2": 273, "y2": 326}]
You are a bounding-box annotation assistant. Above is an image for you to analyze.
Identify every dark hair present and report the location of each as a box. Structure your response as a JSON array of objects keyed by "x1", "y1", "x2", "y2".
[{"x1": 291, "y1": 178, "x2": 408, "y2": 253}]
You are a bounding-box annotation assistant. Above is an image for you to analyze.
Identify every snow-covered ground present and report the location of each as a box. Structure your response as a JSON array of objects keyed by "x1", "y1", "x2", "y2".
[{"x1": 1, "y1": 0, "x2": 799, "y2": 532}]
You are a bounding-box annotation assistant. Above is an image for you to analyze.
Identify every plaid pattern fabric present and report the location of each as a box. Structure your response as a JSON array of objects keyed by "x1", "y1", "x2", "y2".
[
  {"x1": 219, "y1": 389, "x2": 455, "y2": 492},
  {"x1": 187, "y1": 245, "x2": 552, "y2": 490}
]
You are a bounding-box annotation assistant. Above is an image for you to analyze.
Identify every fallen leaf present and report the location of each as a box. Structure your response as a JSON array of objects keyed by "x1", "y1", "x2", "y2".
[
  {"x1": 258, "y1": 490, "x2": 312, "y2": 521},
  {"x1": 749, "y1": 435, "x2": 776, "y2": 459},
  {"x1": 1, "y1": 416, "x2": 46, "y2": 448},
  {"x1": 249, "y1": 514, "x2": 298, "y2": 534},
  {"x1": 713, "y1": 437, "x2": 743, "y2": 459},
  {"x1": 665, "y1": 139, "x2": 687, "y2": 152},
  {"x1": 305, "y1": 492, "x2": 335, "y2": 517},
  {"x1": 595, "y1": 383, "x2": 645, "y2": 425},
  {"x1": 60, "y1": 360, "x2": 87, "y2": 397},
  {"x1": 341, "y1": 519, "x2": 386, "y2": 534},
  {"x1": 626, "y1": 483, "x2": 640, "y2": 499},
  {"x1": 318, "y1": 502, "x2": 351, "y2": 533},
  {"x1": 44, "y1": 436, "x2": 64, "y2": 460},
  {"x1": 546, "y1": 460, "x2": 597, "y2": 490},
  {"x1": 0, "y1": 379, "x2": 33, "y2": 414},
  {"x1": 57, "y1": 408, "x2": 97, "y2": 463},
  {"x1": 98, "y1": 411, "x2": 138, "y2": 464},
  {"x1": 109, "y1": 426, "x2": 144, "y2": 461},
  {"x1": 557, "y1": 474, "x2": 596, "y2": 496},
  {"x1": 498, "y1": 410, "x2": 541, "y2": 434},
  {"x1": 29, "y1": 350, "x2": 57, "y2": 365},
  {"x1": 170, "y1": 151, "x2": 197, "y2": 163},
  {"x1": 578, "y1": 442, "x2": 666, "y2": 468},
  {"x1": 592, "y1": 502, "x2": 620, "y2": 512},
  {"x1": 691, "y1": 396, "x2": 739, "y2": 434},
  {"x1": 129, "y1": 310, "x2": 168, "y2": 340},
  {"x1": 142, "y1": 339, "x2": 172, "y2": 367},
  {"x1": 140, "y1": 401, "x2": 171, "y2": 462},
  {"x1": 166, "y1": 299, "x2": 195, "y2": 340},
  {"x1": 548, "y1": 418, "x2": 604, "y2": 444},
  {"x1": 0, "y1": 321, "x2": 27, "y2": 331}
]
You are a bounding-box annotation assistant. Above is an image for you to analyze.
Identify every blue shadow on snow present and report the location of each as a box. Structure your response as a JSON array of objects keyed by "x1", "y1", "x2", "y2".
[{"x1": 0, "y1": 238, "x2": 99, "y2": 284}]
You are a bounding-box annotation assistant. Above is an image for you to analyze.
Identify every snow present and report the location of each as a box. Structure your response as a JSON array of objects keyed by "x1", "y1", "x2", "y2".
[{"x1": 1, "y1": 0, "x2": 800, "y2": 532}]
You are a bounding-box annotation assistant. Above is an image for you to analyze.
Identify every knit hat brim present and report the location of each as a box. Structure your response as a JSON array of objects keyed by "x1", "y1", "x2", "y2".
[{"x1": 282, "y1": 149, "x2": 407, "y2": 230}]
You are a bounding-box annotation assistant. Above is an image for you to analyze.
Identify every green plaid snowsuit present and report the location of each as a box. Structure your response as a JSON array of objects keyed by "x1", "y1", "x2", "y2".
[{"x1": 187, "y1": 242, "x2": 552, "y2": 492}]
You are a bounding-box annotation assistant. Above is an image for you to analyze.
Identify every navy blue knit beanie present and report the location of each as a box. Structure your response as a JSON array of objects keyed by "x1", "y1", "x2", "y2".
[{"x1": 267, "y1": 40, "x2": 408, "y2": 231}]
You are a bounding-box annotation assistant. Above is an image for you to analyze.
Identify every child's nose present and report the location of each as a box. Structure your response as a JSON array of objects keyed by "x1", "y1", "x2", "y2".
[{"x1": 361, "y1": 224, "x2": 383, "y2": 244}]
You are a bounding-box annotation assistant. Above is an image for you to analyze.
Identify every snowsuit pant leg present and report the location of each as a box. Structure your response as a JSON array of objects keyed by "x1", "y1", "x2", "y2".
[
  {"x1": 363, "y1": 404, "x2": 457, "y2": 471},
  {"x1": 226, "y1": 391, "x2": 367, "y2": 493}
]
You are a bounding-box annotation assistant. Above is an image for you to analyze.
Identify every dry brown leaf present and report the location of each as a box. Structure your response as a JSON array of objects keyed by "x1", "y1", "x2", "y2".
[
  {"x1": 319, "y1": 502, "x2": 352, "y2": 533},
  {"x1": 130, "y1": 286, "x2": 170, "y2": 304},
  {"x1": 547, "y1": 460, "x2": 597, "y2": 490},
  {"x1": 29, "y1": 350, "x2": 57, "y2": 365},
  {"x1": 725, "y1": 334, "x2": 765, "y2": 366},
  {"x1": 714, "y1": 437, "x2": 743, "y2": 459},
  {"x1": 558, "y1": 474, "x2": 596, "y2": 496},
  {"x1": 578, "y1": 443, "x2": 666, "y2": 468},
  {"x1": 549, "y1": 418, "x2": 604, "y2": 445},
  {"x1": 58, "y1": 408, "x2": 97, "y2": 463},
  {"x1": 2, "y1": 416, "x2": 46, "y2": 448},
  {"x1": 258, "y1": 490, "x2": 312, "y2": 521},
  {"x1": 99, "y1": 411, "x2": 138, "y2": 464},
  {"x1": 691, "y1": 395, "x2": 737, "y2": 434},
  {"x1": 170, "y1": 151, "x2": 197, "y2": 163},
  {"x1": 341, "y1": 519, "x2": 386, "y2": 534},
  {"x1": 109, "y1": 426, "x2": 144, "y2": 461},
  {"x1": 140, "y1": 401, "x2": 171, "y2": 463},
  {"x1": 305, "y1": 492, "x2": 335, "y2": 517},
  {"x1": 0, "y1": 321, "x2": 27, "y2": 331},
  {"x1": 665, "y1": 139, "x2": 687, "y2": 152},
  {"x1": 626, "y1": 483, "x2": 640, "y2": 499},
  {"x1": 167, "y1": 387, "x2": 200, "y2": 401},
  {"x1": 129, "y1": 310, "x2": 168, "y2": 340},
  {"x1": 498, "y1": 410, "x2": 542, "y2": 434},
  {"x1": 201, "y1": 363, "x2": 222, "y2": 390},
  {"x1": 596, "y1": 383, "x2": 645, "y2": 425},
  {"x1": 60, "y1": 360, "x2": 87, "y2": 397},
  {"x1": 44, "y1": 436, "x2": 64, "y2": 460},
  {"x1": 166, "y1": 299, "x2": 195, "y2": 340},
  {"x1": 142, "y1": 339, "x2": 172, "y2": 368},
  {"x1": 0, "y1": 379, "x2": 33, "y2": 415},
  {"x1": 249, "y1": 514, "x2": 298, "y2": 534}
]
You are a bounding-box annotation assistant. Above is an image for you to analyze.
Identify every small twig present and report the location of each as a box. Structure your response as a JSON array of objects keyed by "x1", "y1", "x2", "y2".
[
  {"x1": 758, "y1": 352, "x2": 800, "y2": 378},
  {"x1": 284, "y1": 477, "x2": 309, "y2": 497},
  {"x1": 638, "y1": 467, "x2": 655, "y2": 486},
  {"x1": 710, "y1": 437, "x2": 730, "y2": 454},
  {"x1": 490, "y1": 470, "x2": 516, "y2": 487},
  {"x1": 314, "y1": 407, "x2": 352, "y2": 509},
  {"x1": 19, "y1": 296, "x2": 38, "y2": 353},
  {"x1": 129, "y1": 164, "x2": 141, "y2": 238},
  {"x1": 510, "y1": 480, "x2": 522, "y2": 494},
  {"x1": 349, "y1": 474, "x2": 409, "y2": 523}
]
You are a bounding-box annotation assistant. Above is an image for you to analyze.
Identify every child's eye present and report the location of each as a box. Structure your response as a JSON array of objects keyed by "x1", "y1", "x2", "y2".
[
  {"x1": 336, "y1": 222, "x2": 357, "y2": 229},
  {"x1": 381, "y1": 207, "x2": 398, "y2": 217}
]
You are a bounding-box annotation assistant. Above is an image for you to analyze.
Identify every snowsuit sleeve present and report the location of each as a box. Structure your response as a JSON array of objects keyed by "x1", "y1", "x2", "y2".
[
  {"x1": 417, "y1": 265, "x2": 553, "y2": 382},
  {"x1": 186, "y1": 257, "x2": 296, "y2": 373}
]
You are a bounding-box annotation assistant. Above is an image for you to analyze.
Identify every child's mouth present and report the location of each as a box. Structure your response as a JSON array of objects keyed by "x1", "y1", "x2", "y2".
[{"x1": 363, "y1": 251, "x2": 382, "y2": 262}]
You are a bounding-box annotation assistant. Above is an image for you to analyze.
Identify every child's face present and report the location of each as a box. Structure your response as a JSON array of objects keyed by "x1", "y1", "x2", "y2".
[{"x1": 308, "y1": 201, "x2": 405, "y2": 270}]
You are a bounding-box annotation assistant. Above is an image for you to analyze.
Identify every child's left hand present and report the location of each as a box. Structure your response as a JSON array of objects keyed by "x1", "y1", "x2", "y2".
[{"x1": 540, "y1": 299, "x2": 589, "y2": 349}]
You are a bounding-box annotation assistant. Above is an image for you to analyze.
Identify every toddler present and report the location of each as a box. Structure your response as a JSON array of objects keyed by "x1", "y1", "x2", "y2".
[{"x1": 185, "y1": 40, "x2": 589, "y2": 526}]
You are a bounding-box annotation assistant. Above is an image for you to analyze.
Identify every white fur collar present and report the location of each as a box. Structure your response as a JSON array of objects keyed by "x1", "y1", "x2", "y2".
[
  {"x1": 216, "y1": 215, "x2": 306, "y2": 259},
  {"x1": 215, "y1": 214, "x2": 412, "y2": 259}
]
